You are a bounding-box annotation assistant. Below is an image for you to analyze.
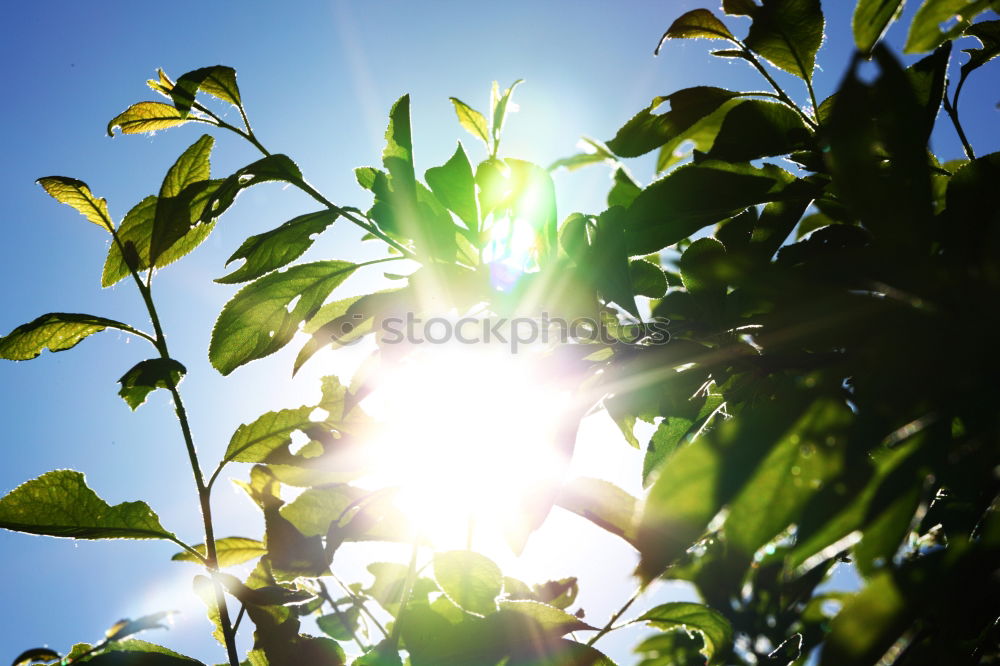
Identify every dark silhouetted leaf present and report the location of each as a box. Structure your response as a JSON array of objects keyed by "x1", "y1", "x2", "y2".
[
  {"x1": 37, "y1": 176, "x2": 112, "y2": 231},
  {"x1": 10, "y1": 648, "x2": 59, "y2": 666},
  {"x1": 0, "y1": 470, "x2": 174, "y2": 540},
  {"x1": 170, "y1": 66, "x2": 241, "y2": 115},
  {"x1": 200, "y1": 154, "x2": 304, "y2": 226},
  {"x1": 74, "y1": 639, "x2": 202, "y2": 665},
  {"x1": 961, "y1": 19, "x2": 1000, "y2": 79},
  {"x1": 216, "y1": 210, "x2": 338, "y2": 284},
  {"x1": 706, "y1": 99, "x2": 810, "y2": 161},
  {"x1": 0, "y1": 313, "x2": 143, "y2": 361},
  {"x1": 117, "y1": 358, "x2": 186, "y2": 410},
  {"x1": 317, "y1": 608, "x2": 361, "y2": 641},
  {"x1": 434, "y1": 550, "x2": 503, "y2": 615},
  {"x1": 105, "y1": 612, "x2": 175, "y2": 641},
  {"x1": 210, "y1": 261, "x2": 358, "y2": 375},
  {"x1": 744, "y1": 0, "x2": 824, "y2": 81},
  {"x1": 608, "y1": 168, "x2": 641, "y2": 209},
  {"x1": 629, "y1": 259, "x2": 667, "y2": 298}
]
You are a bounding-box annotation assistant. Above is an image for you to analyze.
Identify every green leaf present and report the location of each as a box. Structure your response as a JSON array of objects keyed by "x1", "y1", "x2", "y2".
[
  {"x1": 223, "y1": 406, "x2": 314, "y2": 464},
  {"x1": 200, "y1": 154, "x2": 304, "y2": 226},
  {"x1": 449, "y1": 97, "x2": 490, "y2": 149},
  {"x1": 73, "y1": 639, "x2": 202, "y2": 665},
  {"x1": 961, "y1": 19, "x2": 1000, "y2": 79},
  {"x1": 425, "y1": 143, "x2": 479, "y2": 231},
  {"x1": 11, "y1": 648, "x2": 60, "y2": 666},
  {"x1": 216, "y1": 210, "x2": 338, "y2": 284},
  {"x1": 607, "y1": 168, "x2": 641, "y2": 209},
  {"x1": 706, "y1": 99, "x2": 810, "y2": 161},
  {"x1": 591, "y1": 207, "x2": 638, "y2": 318},
  {"x1": 643, "y1": 393, "x2": 724, "y2": 486},
  {"x1": 744, "y1": 0, "x2": 825, "y2": 81},
  {"x1": 548, "y1": 138, "x2": 616, "y2": 172},
  {"x1": 655, "y1": 9, "x2": 736, "y2": 54},
  {"x1": 853, "y1": 0, "x2": 906, "y2": 53},
  {"x1": 191, "y1": 575, "x2": 226, "y2": 647},
  {"x1": 36, "y1": 176, "x2": 113, "y2": 232},
  {"x1": 210, "y1": 260, "x2": 358, "y2": 375},
  {"x1": 170, "y1": 537, "x2": 266, "y2": 567},
  {"x1": 723, "y1": 0, "x2": 758, "y2": 15},
  {"x1": 819, "y1": 571, "x2": 905, "y2": 665},
  {"x1": 279, "y1": 484, "x2": 371, "y2": 537},
  {"x1": 629, "y1": 259, "x2": 667, "y2": 298},
  {"x1": 491, "y1": 79, "x2": 523, "y2": 154},
  {"x1": 904, "y1": 0, "x2": 995, "y2": 52},
  {"x1": 555, "y1": 477, "x2": 638, "y2": 546},
  {"x1": 725, "y1": 398, "x2": 851, "y2": 555},
  {"x1": 104, "y1": 612, "x2": 175, "y2": 641},
  {"x1": 606, "y1": 88, "x2": 740, "y2": 158},
  {"x1": 317, "y1": 608, "x2": 361, "y2": 641},
  {"x1": 0, "y1": 470, "x2": 174, "y2": 540},
  {"x1": 0, "y1": 313, "x2": 144, "y2": 361},
  {"x1": 636, "y1": 392, "x2": 814, "y2": 580},
  {"x1": 636, "y1": 602, "x2": 733, "y2": 665},
  {"x1": 117, "y1": 358, "x2": 186, "y2": 410},
  {"x1": 495, "y1": 600, "x2": 596, "y2": 634},
  {"x1": 170, "y1": 65, "x2": 242, "y2": 115},
  {"x1": 626, "y1": 162, "x2": 790, "y2": 255},
  {"x1": 433, "y1": 550, "x2": 503, "y2": 615},
  {"x1": 107, "y1": 102, "x2": 191, "y2": 136}
]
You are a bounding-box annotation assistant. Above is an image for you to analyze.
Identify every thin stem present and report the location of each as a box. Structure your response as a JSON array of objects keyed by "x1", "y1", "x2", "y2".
[
  {"x1": 388, "y1": 537, "x2": 421, "y2": 649},
  {"x1": 329, "y1": 570, "x2": 388, "y2": 639},
  {"x1": 733, "y1": 41, "x2": 818, "y2": 130},
  {"x1": 169, "y1": 536, "x2": 209, "y2": 565},
  {"x1": 232, "y1": 603, "x2": 246, "y2": 634},
  {"x1": 190, "y1": 100, "x2": 417, "y2": 260},
  {"x1": 586, "y1": 585, "x2": 645, "y2": 647},
  {"x1": 943, "y1": 78, "x2": 976, "y2": 161},
  {"x1": 106, "y1": 223, "x2": 242, "y2": 666},
  {"x1": 318, "y1": 579, "x2": 369, "y2": 653}
]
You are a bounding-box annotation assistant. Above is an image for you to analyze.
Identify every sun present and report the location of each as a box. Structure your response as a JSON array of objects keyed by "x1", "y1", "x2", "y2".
[{"x1": 358, "y1": 341, "x2": 573, "y2": 555}]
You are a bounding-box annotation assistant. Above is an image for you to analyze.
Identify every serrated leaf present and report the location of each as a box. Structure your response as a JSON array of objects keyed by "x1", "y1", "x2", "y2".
[
  {"x1": 744, "y1": 0, "x2": 824, "y2": 81},
  {"x1": 636, "y1": 602, "x2": 733, "y2": 665},
  {"x1": 146, "y1": 134, "x2": 216, "y2": 262},
  {"x1": 170, "y1": 66, "x2": 242, "y2": 115},
  {"x1": 171, "y1": 537, "x2": 266, "y2": 567},
  {"x1": 608, "y1": 168, "x2": 641, "y2": 209},
  {"x1": 191, "y1": 575, "x2": 226, "y2": 647},
  {"x1": 625, "y1": 161, "x2": 790, "y2": 254},
  {"x1": 853, "y1": 0, "x2": 906, "y2": 53},
  {"x1": 0, "y1": 470, "x2": 174, "y2": 540},
  {"x1": 37, "y1": 176, "x2": 113, "y2": 232},
  {"x1": 961, "y1": 19, "x2": 1000, "y2": 79},
  {"x1": 210, "y1": 261, "x2": 358, "y2": 375},
  {"x1": 433, "y1": 550, "x2": 503, "y2": 615},
  {"x1": 317, "y1": 608, "x2": 360, "y2": 642},
  {"x1": 904, "y1": 0, "x2": 995, "y2": 52},
  {"x1": 223, "y1": 406, "x2": 314, "y2": 463},
  {"x1": 107, "y1": 102, "x2": 191, "y2": 136},
  {"x1": 199, "y1": 154, "x2": 304, "y2": 226},
  {"x1": 450, "y1": 97, "x2": 490, "y2": 149},
  {"x1": 606, "y1": 88, "x2": 741, "y2": 158},
  {"x1": 629, "y1": 259, "x2": 667, "y2": 298},
  {"x1": 214, "y1": 572, "x2": 314, "y2": 606},
  {"x1": 495, "y1": 600, "x2": 596, "y2": 634},
  {"x1": 555, "y1": 477, "x2": 638, "y2": 546},
  {"x1": 73, "y1": 639, "x2": 202, "y2": 665},
  {"x1": 706, "y1": 99, "x2": 810, "y2": 161},
  {"x1": 425, "y1": 143, "x2": 479, "y2": 231},
  {"x1": 11, "y1": 648, "x2": 60, "y2": 666},
  {"x1": 655, "y1": 9, "x2": 736, "y2": 54},
  {"x1": 216, "y1": 210, "x2": 338, "y2": 284},
  {"x1": 117, "y1": 358, "x2": 186, "y2": 410},
  {"x1": 0, "y1": 313, "x2": 143, "y2": 361}
]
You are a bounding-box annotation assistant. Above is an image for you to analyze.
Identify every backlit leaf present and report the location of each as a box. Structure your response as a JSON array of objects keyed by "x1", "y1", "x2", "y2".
[
  {"x1": 433, "y1": 550, "x2": 503, "y2": 615},
  {"x1": 0, "y1": 313, "x2": 143, "y2": 361},
  {"x1": 629, "y1": 259, "x2": 667, "y2": 298},
  {"x1": 495, "y1": 600, "x2": 596, "y2": 634},
  {"x1": 73, "y1": 639, "x2": 201, "y2": 665},
  {"x1": 961, "y1": 19, "x2": 1000, "y2": 79},
  {"x1": 170, "y1": 65, "x2": 242, "y2": 115},
  {"x1": 853, "y1": 0, "x2": 906, "y2": 53},
  {"x1": 10, "y1": 648, "x2": 59, "y2": 666},
  {"x1": 107, "y1": 102, "x2": 191, "y2": 136},
  {"x1": 170, "y1": 537, "x2": 266, "y2": 567},
  {"x1": 555, "y1": 477, "x2": 638, "y2": 546},
  {"x1": 744, "y1": 0, "x2": 824, "y2": 81},
  {"x1": 449, "y1": 97, "x2": 490, "y2": 149},
  {"x1": 0, "y1": 470, "x2": 174, "y2": 540},
  {"x1": 706, "y1": 99, "x2": 810, "y2": 161},
  {"x1": 216, "y1": 210, "x2": 338, "y2": 284},
  {"x1": 904, "y1": 0, "x2": 995, "y2": 53},
  {"x1": 36, "y1": 176, "x2": 112, "y2": 231},
  {"x1": 117, "y1": 358, "x2": 186, "y2": 410},
  {"x1": 425, "y1": 143, "x2": 479, "y2": 231},
  {"x1": 655, "y1": 10, "x2": 735, "y2": 54},
  {"x1": 636, "y1": 602, "x2": 733, "y2": 665},
  {"x1": 199, "y1": 154, "x2": 304, "y2": 226},
  {"x1": 210, "y1": 261, "x2": 358, "y2": 375},
  {"x1": 223, "y1": 406, "x2": 313, "y2": 464},
  {"x1": 105, "y1": 612, "x2": 175, "y2": 641}
]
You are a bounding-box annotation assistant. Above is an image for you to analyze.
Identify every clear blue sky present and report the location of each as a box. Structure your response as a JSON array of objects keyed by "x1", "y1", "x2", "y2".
[{"x1": 1, "y1": 1, "x2": 996, "y2": 663}]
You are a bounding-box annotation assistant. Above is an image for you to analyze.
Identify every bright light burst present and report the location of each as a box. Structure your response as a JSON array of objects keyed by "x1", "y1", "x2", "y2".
[{"x1": 359, "y1": 343, "x2": 572, "y2": 553}]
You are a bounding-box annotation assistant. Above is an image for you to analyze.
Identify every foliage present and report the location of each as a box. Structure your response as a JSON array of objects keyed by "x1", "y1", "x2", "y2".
[{"x1": 3, "y1": 2, "x2": 1000, "y2": 664}]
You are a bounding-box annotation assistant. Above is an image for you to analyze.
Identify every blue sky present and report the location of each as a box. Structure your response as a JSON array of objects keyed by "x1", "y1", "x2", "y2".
[{"x1": 1, "y1": 1, "x2": 997, "y2": 663}]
